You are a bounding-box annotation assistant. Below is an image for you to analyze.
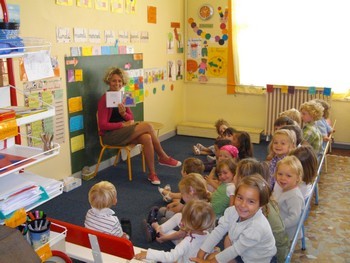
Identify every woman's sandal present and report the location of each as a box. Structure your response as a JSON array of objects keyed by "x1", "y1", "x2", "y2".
[
  {"x1": 192, "y1": 145, "x2": 200, "y2": 155},
  {"x1": 196, "y1": 143, "x2": 205, "y2": 150}
]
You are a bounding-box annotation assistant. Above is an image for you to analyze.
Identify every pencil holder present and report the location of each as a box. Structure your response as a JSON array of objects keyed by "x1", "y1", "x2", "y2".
[{"x1": 28, "y1": 219, "x2": 51, "y2": 249}]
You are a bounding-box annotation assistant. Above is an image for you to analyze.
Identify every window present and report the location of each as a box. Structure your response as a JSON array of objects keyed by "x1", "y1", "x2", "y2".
[{"x1": 232, "y1": 0, "x2": 350, "y2": 94}]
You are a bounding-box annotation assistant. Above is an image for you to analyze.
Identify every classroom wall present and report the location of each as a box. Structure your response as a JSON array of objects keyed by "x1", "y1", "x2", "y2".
[
  {"x1": 183, "y1": 0, "x2": 350, "y2": 145},
  {"x1": 8, "y1": 0, "x2": 185, "y2": 180},
  {"x1": 6, "y1": 0, "x2": 350, "y2": 180}
]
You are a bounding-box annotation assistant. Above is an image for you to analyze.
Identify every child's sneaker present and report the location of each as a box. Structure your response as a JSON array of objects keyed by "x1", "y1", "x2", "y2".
[
  {"x1": 142, "y1": 219, "x2": 157, "y2": 242},
  {"x1": 148, "y1": 172, "x2": 161, "y2": 185},
  {"x1": 147, "y1": 206, "x2": 159, "y2": 224},
  {"x1": 159, "y1": 157, "x2": 182, "y2": 167}
]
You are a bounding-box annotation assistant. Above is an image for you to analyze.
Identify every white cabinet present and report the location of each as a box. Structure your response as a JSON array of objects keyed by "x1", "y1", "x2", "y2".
[{"x1": 0, "y1": 40, "x2": 63, "y2": 223}]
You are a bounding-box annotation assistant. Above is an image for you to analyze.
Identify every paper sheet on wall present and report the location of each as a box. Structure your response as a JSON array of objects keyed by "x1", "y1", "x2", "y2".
[{"x1": 23, "y1": 50, "x2": 54, "y2": 81}]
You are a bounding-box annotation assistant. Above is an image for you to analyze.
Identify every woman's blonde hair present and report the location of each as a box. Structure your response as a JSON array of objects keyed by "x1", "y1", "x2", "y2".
[
  {"x1": 181, "y1": 200, "x2": 215, "y2": 232},
  {"x1": 103, "y1": 67, "x2": 127, "y2": 85},
  {"x1": 178, "y1": 173, "x2": 211, "y2": 202},
  {"x1": 275, "y1": 155, "x2": 303, "y2": 184},
  {"x1": 235, "y1": 174, "x2": 271, "y2": 207},
  {"x1": 88, "y1": 181, "x2": 116, "y2": 209}
]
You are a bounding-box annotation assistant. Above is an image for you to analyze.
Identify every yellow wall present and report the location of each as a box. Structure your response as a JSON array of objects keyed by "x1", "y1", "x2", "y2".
[
  {"x1": 6, "y1": 0, "x2": 349, "y2": 180},
  {"x1": 8, "y1": 0, "x2": 185, "y2": 180}
]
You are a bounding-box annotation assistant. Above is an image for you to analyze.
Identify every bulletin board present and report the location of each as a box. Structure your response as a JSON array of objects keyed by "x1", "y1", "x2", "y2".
[
  {"x1": 65, "y1": 54, "x2": 144, "y2": 174},
  {"x1": 185, "y1": 0, "x2": 229, "y2": 85}
]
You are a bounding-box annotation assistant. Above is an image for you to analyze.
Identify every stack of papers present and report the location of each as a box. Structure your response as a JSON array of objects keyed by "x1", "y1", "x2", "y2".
[
  {"x1": 21, "y1": 172, "x2": 63, "y2": 198},
  {"x1": 0, "y1": 174, "x2": 44, "y2": 218}
]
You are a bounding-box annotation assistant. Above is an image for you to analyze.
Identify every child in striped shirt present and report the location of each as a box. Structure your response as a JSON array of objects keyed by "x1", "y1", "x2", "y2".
[{"x1": 84, "y1": 181, "x2": 129, "y2": 239}]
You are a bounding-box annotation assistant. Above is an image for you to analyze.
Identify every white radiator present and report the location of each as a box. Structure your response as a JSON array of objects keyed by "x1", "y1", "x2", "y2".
[{"x1": 265, "y1": 85, "x2": 331, "y2": 138}]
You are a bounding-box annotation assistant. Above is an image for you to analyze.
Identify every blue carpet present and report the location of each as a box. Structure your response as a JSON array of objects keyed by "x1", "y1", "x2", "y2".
[{"x1": 37, "y1": 135, "x2": 268, "y2": 251}]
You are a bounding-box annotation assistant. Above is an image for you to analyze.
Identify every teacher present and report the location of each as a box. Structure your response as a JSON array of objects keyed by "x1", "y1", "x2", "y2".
[{"x1": 97, "y1": 67, "x2": 181, "y2": 185}]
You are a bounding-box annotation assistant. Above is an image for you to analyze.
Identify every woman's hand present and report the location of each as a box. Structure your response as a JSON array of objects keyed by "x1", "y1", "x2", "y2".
[{"x1": 118, "y1": 103, "x2": 126, "y2": 116}]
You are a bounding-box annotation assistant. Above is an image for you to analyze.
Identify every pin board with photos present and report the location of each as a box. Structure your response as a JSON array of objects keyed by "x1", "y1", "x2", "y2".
[{"x1": 65, "y1": 54, "x2": 144, "y2": 174}]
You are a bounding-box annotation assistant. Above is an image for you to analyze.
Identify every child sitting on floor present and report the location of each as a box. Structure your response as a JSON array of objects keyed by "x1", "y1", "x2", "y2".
[
  {"x1": 84, "y1": 181, "x2": 129, "y2": 239},
  {"x1": 190, "y1": 174, "x2": 277, "y2": 263},
  {"x1": 192, "y1": 118, "x2": 230, "y2": 157},
  {"x1": 135, "y1": 200, "x2": 215, "y2": 263},
  {"x1": 144, "y1": 173, "x2": 211, "y2": 245}
]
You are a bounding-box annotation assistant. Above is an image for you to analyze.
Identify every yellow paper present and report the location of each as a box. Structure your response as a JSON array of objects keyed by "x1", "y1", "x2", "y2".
[
  {"x1": 71, "y1": 134, "x2": 85, "y2": 153},
  {"x1": 68, "y1": 97, "x2": 83, "y2": 113},
  {"x1": 207, "y1": 47, "x2": 228, "y2": 78},
  {"x1": 75, "y1": 69, "x2": 83, "y2": 81}
]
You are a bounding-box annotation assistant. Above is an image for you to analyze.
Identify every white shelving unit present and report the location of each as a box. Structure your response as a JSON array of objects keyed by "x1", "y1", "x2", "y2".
[{"x1": 0, "y1": 39, "x2": 63, "y2": 222}]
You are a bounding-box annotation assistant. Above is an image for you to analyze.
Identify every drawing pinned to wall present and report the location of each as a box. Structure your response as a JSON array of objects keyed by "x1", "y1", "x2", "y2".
[
  {"x1": 111, "y1": 0, "x2": 124, "y2": 13},
  {"x1": 140, "y1": 31, "x2": 149, "y2": 43},
  {"x1": 75, "y1": 69, "x2": 83, "y2": 81},
  {"x1": 198, "y1": 58, "x2": 208, "y2": 83},
  {"x1": 77, "y1": 0, "x2": 92, "y2": 8},
  {"x1": 207, "y1": 47, "x2": 227, "y2": 77},
  {"x1": 143, "y1": 68, "x2": 167, "y2": 84},
  {"x1": 125, "y1": 0, "x2": 137, "y2": 14},
  {"x1": 186, "y1": 59, "x2": 198, "y2": 81},
  {"x1": 104, "y1": 30, "x2": 116, "y2": 44},
  {"x1": 74, "y1": 28, "x2": 88, "y2": 43},
  {"x1": 56, "y1": 27, "x2": 71, "y2": 43},
  {"x1": 176, "y1": 59, "x2": 183, "y2": 80},
  {"x1": 167, "y1": 60, "x2": 176, "y2": 81},
  {"x1": 95, "y1": 0, "x2": 109, "y2": 11},
  {"x1": 88, "y1": 29, "x2": 101, "y2": 43},
  {"x1": 167, "y1": 32, "x2": 175, "y2": 54},
  {"x1": 187, "y1": 39, "x2": 201, "y2": 59},
  {"x1": 56, "y1": 0, "x2": 73, "y2": 5},
  {"x1": 124, "y1": 69, "x2": 144, "y2": 103}
]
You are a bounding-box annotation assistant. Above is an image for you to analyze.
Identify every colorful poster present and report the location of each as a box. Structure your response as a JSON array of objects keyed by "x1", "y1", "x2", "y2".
[{"x1": 207, "y1": 47, "x2": 227, "y2": 78}]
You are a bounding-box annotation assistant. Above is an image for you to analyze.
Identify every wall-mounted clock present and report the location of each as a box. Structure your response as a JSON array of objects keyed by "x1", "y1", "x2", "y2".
[{"x1": 198, "y1": 4, "x2": 213, "y2": 21}]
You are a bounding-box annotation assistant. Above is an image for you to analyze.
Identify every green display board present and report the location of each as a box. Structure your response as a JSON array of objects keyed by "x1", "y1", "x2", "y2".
[{"x1": 65, "y1": 54, "x2": 144, "y2": 174}]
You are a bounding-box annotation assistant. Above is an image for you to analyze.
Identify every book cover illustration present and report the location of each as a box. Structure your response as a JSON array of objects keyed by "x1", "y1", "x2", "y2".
[{"x1": 106, "y1": 91, "x2": 136, "y2": 107}]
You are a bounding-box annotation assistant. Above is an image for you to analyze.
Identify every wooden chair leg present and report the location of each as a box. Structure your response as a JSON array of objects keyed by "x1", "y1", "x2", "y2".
[
  {"x1": 94, "y1": 147, "x2": 107, "y2": 176},
  {"x1": 113, "y1": 149, "x2": 122, "y2": 166},
  {"x1": 126, "y1": 149, "x2": 132, "y2": 181},
  {"x1": 141, "y1": 146, "x2": 146, "y2": 173}
]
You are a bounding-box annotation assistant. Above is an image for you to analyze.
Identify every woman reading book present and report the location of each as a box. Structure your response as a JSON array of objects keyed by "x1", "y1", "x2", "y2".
[{"x1": 97, "y1": 67, "x2": 181, "y2": 185}]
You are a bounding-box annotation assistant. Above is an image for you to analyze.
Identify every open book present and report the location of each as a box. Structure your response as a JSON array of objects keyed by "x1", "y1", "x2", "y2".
[{"x1": 106, "y1": 91, "x2": 136, "y2": 107}]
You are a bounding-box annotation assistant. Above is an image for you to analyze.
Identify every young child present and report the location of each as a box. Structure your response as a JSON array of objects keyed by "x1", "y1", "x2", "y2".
[
  {"x1": 235, "y1": 158, "x2": 289, "y2": 263},
  {"x1": 204, "y1": 138, "x2": 233, "y2": 171},
  {"x1": 299, "y1": 100, "x2": 324, "y2": 155},
  {"x1": 211, "y1": 159, "x2": 237, "y2": 218},
  {"x1": 273, "y1": 156, "x2": 305, "y2": 240},
  {"x1": 313, "y1": 99, "x2": 334, "y2": 153},
  {"x1": 135, "y1": 200, "x2": 215, "y2": 263},
  {"x1": 231, "y1": 130, "x2": 254, "y2": 160},
  {"x1": 144, "y1": 173, "x2": 211, "y2": 244},
  {"x1": 279, "y1": 108, "x2": 302, "y2": 126},
  {"x1": 84, "y1": 181, "x2": 129, "y2": 239},
  {"x1": 205, "y1": 144, "x2": 239, "y2": 191},
  {"x1": 193, "y1": 119, "x2": 229, "y2": 156},
  {"x1": 279, "y1": 124, "x2": 305, "y2": 147},
  {"x1": 291, "y1": 145, "x2": 318, "y2": 200},
  {"x1": 267, "y1": 129, "x2": 297, "y2": 188},
  {"x1": 191, "y1": 174, "x2": 277, "y2": 263},
  {"x1": 274, "y1": 116, "x2": 295, "y2": 131},
  {"x1": 158, "y1": 157, "x2": 205, "y2": 203}
]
